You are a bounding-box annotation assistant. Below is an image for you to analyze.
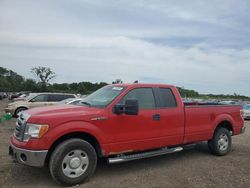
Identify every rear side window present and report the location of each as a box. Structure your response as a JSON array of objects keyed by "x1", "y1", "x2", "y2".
[
  {"x1": 158, "y1": 88, "x2": 177, "y2": 108},
  {"x1": 32, "y1": 94, "x2": 48, "y2": 102},
  {"x1": 67, "y1": 95, "x2": 76, "y2": 99},
  {"x1": 49, "y1": 94, "x2": 74, "y2": 102},
  {"x1": 119, "y1": 88, "x2": 156, "y2": 109},
  {"x1": 59, "y1": 95, "x2": 75, "y2": 101}
]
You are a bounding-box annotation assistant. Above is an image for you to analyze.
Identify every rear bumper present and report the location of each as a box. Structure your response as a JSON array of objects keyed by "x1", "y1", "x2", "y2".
[{"x1": 9, "y1": 143, "x2": 48, "y2": 167}]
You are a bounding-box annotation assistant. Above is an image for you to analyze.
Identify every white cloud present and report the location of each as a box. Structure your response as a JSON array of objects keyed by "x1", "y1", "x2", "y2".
[
  {"x1": 1, "y1": 32, "x2": 250, "y2": 95},
  {"x1": 0, "y1": 0, "x2": 250, "y2": 95}
]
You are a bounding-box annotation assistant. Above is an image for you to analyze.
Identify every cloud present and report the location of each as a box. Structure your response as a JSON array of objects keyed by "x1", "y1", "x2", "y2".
[
  {"x1": 0, "y1": 0, "x2": 250, "y2": 95},
  {"x1": 1, "y1": 32, "x2": 250, "y2": 95}
]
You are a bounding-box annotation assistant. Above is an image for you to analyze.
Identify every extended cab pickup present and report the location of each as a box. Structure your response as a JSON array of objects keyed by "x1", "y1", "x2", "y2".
[{"x1": 9, "y1": 84, "x2": 245, "y2": 186}]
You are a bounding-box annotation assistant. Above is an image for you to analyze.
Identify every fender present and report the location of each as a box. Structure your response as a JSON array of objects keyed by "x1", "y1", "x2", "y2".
[
  {"x1": 213, "y1": 113, "x2": 235, "y2": 133},
  {"x1": 15, "y1": 105, "x2": 29, "y2": 110},
  {"x1": 37, "y1": 121, "x2": 107, "y2": 150}
]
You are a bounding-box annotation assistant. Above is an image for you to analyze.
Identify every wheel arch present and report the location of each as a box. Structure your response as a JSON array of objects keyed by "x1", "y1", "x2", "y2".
[
  {"x1": 14, "y1": 106, "x2": 28, "y2": 116},
  {"x1": 45, "y1": 131, "x2": 103, "y2": 165},
  {"x1": 214, "y1": 119, "x2": 234, "y2": 137}
]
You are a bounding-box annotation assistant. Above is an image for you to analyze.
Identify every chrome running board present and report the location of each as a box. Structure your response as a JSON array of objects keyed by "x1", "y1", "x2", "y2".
[{"x1": 108, "y1": 146, "x2": 183, "y2": 164}]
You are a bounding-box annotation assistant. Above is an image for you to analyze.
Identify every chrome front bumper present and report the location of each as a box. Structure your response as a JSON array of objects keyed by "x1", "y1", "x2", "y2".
[{"x1": 9, "y1": 143, "x2": 48, "y2": 167}]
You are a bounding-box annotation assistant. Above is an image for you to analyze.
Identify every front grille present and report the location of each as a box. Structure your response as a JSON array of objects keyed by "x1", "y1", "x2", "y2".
[{"x1": 14, "y1": 113, "x2": 28, "y2": 141}]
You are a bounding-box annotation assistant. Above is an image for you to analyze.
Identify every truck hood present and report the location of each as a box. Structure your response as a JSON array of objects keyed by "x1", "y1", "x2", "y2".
[{"x1": 25, "y1": 104, "x2": 105, "y2": 124}]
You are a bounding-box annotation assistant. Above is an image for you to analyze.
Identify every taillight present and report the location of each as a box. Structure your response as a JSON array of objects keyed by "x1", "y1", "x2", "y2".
[{"x1": 240, "y1": 110, "x2": 244, "y2": 119}]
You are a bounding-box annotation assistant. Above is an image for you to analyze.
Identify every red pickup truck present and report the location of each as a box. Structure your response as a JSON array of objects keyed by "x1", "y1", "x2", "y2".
[{"x1": 9, "y1": 84, "x2": 245, "y2": 186}]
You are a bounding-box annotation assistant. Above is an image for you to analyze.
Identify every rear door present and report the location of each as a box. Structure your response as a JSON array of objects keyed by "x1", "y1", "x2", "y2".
[
  {"x1": 154, "y1": 87, "x2": 185, "y2": 145},
  {"x1": 48, "y1": 94, "x2": 76, "y2": 105},
  {"x1": 47, "y1": 94, "x2": 65, "y2": 105}
]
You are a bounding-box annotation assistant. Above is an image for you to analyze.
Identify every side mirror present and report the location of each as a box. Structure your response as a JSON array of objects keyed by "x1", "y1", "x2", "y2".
[
  {"x1": 113, "y1": 104, "x2": 124, "y2": 114},
  {"x1": 30, "y1": 99, "x2": 35, "y2": 102},
  {"x1": 113, "y1": 99, "x2": 139, "y2": 115},
  {"x1": 124, "y1": 99, "x2": 139, "y2": 115}
]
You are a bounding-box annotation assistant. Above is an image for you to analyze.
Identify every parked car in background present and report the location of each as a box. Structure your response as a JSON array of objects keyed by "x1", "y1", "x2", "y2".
[
  {"x1": 58, "y1": 98, "x2": 83, "y2": 105},
  {"x1": 219, "y1": 100, "x2": 236, "y2": 105},
  {"x1": 0, "y1": 93, "x2": 3, "y2": 100},
  {"x1": 0, "y1": 92, "x2": 7, "y2": 100},
  {"x1": 5, "y1": 93, "x2": 77, "y2": 117},
  {"x1": 8, "y1": 91, "x2": 31, "y2": 101},
  {"x1": 13, "y1": 94, "x2": 27, "y2": 102},
  {"x1": 242, "y1": 104, "x2": 250, "y2": 120},
  {"x1": 8, "y1": 93, "x2": 22, "y2": 100}
]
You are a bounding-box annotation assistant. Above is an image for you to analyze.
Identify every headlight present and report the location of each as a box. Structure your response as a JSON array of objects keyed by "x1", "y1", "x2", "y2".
[{"x1": 23, "y1": 123, "x2": 49, "y2": 142}]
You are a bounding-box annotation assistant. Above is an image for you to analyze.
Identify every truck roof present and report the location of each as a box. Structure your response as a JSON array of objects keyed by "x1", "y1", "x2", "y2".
[{"x1": 112, "y1": 83, "x2": 175, "y2": 88}]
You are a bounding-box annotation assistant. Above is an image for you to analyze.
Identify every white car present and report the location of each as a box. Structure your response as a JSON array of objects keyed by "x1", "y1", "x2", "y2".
[
  {"x1": 58, "y1": 98, "x2": 83, "y2": 105},
  {"x1": 219, "y1": 100, "x2": 237, "y2": 105},
  {"x1": 243, "y1": 104, "x2": 250, "y2": 120}
]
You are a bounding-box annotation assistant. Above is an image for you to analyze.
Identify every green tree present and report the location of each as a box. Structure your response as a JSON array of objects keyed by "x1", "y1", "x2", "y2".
[
  {"x1": 22, "y1": 79, "x2": 39, "y2": 92},
  {"x1": 31, "y1": 66, "x2": 56, "y2": 91},
  {"x1": 31, "y1": 66, "x2": 56, "y2": 85},
  {"x1": 112, "y1": 79, "x2": 123, "y2": 84}
]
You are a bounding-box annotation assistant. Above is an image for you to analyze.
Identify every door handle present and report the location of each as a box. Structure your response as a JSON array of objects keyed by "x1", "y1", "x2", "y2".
[{"x1": 152, "y1": 114, "x2": 161, "y2": 121}]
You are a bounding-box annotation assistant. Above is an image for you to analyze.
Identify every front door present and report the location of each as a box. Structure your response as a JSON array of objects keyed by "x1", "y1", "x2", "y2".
[
  {"x1": 104, "y1": 87, "x2": 168, "y2": 154},
  {"x1": 29, "y1": 94, "x2": 49, "y2": 108}
]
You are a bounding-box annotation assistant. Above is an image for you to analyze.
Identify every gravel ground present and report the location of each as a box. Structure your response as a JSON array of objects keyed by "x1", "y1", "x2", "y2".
[{"x1": 0, "y1": 99, "x2": 249, "y2": 188}]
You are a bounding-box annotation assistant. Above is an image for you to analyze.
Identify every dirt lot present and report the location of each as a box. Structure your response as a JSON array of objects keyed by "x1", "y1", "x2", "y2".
[{"x1": 0, "y1": 99, "x2": 250, "y2": 188}]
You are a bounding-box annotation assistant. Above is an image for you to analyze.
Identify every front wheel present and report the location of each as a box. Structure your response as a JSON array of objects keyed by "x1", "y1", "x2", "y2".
[
  {"x1": 208, "y1": 127, "x2": 232, "y2": 156},
  {"x1": 49, "y1": 139, "x2": 97, "y2": 186}
]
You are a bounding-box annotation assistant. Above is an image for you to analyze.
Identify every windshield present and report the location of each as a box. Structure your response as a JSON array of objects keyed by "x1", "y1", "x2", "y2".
[
  {"x1": 77, "y1": 85, "x2": 125, "y2": 108},
  {"x1": 243, "y1": 105, "x2": 250, "y2": 110},
  {"x1": 26, "y1": 93, "x2": 37, "y2": 101}
]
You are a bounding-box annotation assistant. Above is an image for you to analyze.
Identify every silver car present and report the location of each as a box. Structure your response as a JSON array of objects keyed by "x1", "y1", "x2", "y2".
[
  {"x1": 5, "y1": 93, "x2": 77, "y2": 117},
  {"x1": 243, "y1": 104, "x2": 250, "y2": 120}
]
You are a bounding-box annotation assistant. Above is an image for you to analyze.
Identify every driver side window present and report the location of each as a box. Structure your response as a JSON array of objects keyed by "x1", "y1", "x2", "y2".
[
  {"x1": 119, "y1": 88, "x2": 156, "y2": 109},
  {"x1": 32, "y1": 94, "x2": 48, "y2": 102}
]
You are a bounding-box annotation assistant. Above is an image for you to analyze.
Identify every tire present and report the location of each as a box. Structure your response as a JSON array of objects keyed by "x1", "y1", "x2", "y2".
[
  {"x1": 208, "y1": 127, "x2": 231, "y2": 156},
  {"x1": 15, "y1": 107, "x2": 27, "y2": 117},
  {"x1": 49, "y1": 139, "x2": 97, "y2": 186}
]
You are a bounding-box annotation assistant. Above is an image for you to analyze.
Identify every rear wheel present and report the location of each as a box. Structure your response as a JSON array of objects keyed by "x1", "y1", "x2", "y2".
[
  {"x1": 49, "y1": 139, "x2": 97, "y2": 186},
  {"x1": 208, "y1": 127, "x2": 231, "y2": 156}
]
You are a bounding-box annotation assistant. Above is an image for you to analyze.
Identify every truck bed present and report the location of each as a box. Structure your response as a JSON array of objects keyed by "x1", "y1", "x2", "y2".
[{"x1": 183, "y1": 103, "x2": 243, "y2": 144}]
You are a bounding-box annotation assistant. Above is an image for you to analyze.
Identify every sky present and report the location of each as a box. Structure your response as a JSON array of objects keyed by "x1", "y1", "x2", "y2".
[{"x1": 0, "y1": 0, "x2": 250, "y2": 95}]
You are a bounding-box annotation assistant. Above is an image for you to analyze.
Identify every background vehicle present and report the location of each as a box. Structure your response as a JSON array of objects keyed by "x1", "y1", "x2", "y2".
[
  {"x1": 219, "y1": 100, "x2": 238, "y2": 105},
  {"x1": 5, "y1": 93, "x2": 77, "y2": 117},
  {"x1": 243, "y1": 104, "x2": 250, "y2": 120},
  {"x1": 13, "y1": 94, "x2": 27, "y2": 102},
  {"x1": 8, "y1": 92, "x2": 22, "y2": 100},
  {"x1": 0, "y1": 92, "x2": 7, "y2": 100},
  {"x1": 9, "y1": 84, "x2": 245, "y2": 186},
  {"x1": 58, "y1": 98, "x2": 83, "y2": 105}
]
